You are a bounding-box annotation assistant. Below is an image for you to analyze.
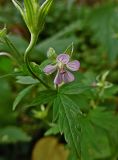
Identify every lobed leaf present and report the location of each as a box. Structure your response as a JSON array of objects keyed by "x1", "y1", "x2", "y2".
[{"x1": 53, "y1": 94, "x2": 82, "y2": 158}]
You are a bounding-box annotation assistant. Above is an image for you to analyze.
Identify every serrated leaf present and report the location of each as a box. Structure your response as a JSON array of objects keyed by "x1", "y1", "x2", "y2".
[
  {"x1": 29, "y1": 90, "x2": 57, "y2": 107},
  {"x1": 53, "y1": 94, "x2": 81, "y2": 158},
  {"x1": 13, "y1": 85, "x2": 34, "y2": 110}
]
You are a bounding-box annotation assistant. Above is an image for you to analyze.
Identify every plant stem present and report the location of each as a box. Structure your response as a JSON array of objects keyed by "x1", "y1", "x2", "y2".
[
  {"x1": 24, "y1": 34, "x2": 50, "y2": 89},
  {"x1": 56, "y1": 84, "x2": 59, "y2": 91}
]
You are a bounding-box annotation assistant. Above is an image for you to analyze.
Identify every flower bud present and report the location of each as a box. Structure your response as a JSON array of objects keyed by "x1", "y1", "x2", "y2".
[{"x1": 47, "y1": 48, "x2": 56, "y2": 59}]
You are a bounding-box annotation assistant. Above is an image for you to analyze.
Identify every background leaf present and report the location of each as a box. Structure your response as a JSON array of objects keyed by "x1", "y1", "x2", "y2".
[
  {"x1": 87, "y1": 3, "x2": 118, "y2": 61},
  {"x1": 16, "y1": 76, "x2": 39, "y2": 85},
  {"x1": 0, "y1": 126, "x2": 31, "y2": 143},
  {"x1": 13, "y1": 85, "x2": 34, "y2": 110}
]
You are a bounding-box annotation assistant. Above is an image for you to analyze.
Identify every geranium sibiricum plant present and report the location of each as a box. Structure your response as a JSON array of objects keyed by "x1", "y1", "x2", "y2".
[{"x1": 0, "y1": 0, "x2": 118, "y2": 160}]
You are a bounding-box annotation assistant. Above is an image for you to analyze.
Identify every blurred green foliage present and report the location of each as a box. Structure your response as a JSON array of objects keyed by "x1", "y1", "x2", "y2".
[{"x1": 0, "y1": 0, "x2": 118, "y2": 160}]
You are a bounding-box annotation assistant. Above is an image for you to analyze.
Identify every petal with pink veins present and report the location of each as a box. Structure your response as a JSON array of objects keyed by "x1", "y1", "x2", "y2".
[
  {"x1": 56, "y1": 54, "x2": 70, "y2": 64},
  {"x1": 62, "y1": 70, "x2": 75, "y2": 83},
  {"x1": 66, "y1": 60, "x2": 80, "y2": 71},
  {"x1": 43, "y1": 64, "x2": 57, "y2": 74}
]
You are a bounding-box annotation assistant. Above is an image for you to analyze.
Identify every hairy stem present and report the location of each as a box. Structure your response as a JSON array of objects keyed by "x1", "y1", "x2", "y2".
[{"x1": 24, "y1": 34, "x2": 50, "y2": 89}]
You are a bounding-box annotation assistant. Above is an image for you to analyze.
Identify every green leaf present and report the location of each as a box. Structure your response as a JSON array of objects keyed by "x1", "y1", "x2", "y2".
[
  {"x1": 53, "y1": 96, "x2": 60, "y2": 122},
  {"x1": 78, "y1": 107, "x2": 118, "y2": 160},
  {"x1": 16, "y1": 76, "x2": 39, "y2": 84},
  {"x1": 68, "y1": 94, "x2": 90, "y2": 111},
  {"x1": 0, "y1": 79, "x2": 17, "y2": 125},
  {"x1": 44, "y1": 124, "x2": 59, "y2": 136},
  {"x1": 29, "y1": 90, "x2": 57, "y2": 107},
  {"x1": 68, "y1": 152, "x2": 78, "y2": 160},
  {"x1": 0, "y1": 126, "x2": 31, "y2": 143},
  {"x1": 102, "y1": 85, "x2": 118, "y2": 99},
  {"x1": 89, "y1": 107, "x2": 118, "y2": 132},
  {"x1": 13, "y1": 85, "x2": 34, "y2": 111},
  {"x1": 60, "y1": 82, "x2": 90, "y2": 95},
  {"x1": 53, "y1": 94, "x2": 81, "y2": 158}
]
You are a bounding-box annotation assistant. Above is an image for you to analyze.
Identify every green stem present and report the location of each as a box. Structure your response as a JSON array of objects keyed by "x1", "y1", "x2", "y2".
[
  {"x1": 24, "y1": 34, "x2": 50, "y2": 89},
  {"x1": 56, "y1": 84, "x2": 59, "y2": 92}
]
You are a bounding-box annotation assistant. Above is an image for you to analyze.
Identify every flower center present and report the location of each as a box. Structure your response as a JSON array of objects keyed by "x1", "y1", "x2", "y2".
[{"x1": 57, "y1": 61, "x2": 65, "y2": 69}]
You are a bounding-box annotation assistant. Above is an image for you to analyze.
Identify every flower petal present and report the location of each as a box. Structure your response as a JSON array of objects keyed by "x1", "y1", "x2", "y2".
[
  {"x1": 43, "y1": 65, "x2": 57, "y2": 74},
  {"x1": 62, "y1": 70, "x2": 75, "y2": 83},
  {"x1": 66, "y1": 60, "x2": 80, "y2": 71},
  {"x1": 57, "y1": 54, "x2": 70, "y2": 64},
  {"x1": 54, "y1": 71, "x2": 63, "y2": 84}
]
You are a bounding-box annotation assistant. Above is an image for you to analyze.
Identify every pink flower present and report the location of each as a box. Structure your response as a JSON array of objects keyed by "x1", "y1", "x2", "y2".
[{"x1": 43, "y1": 54, "x2": 80, "y2": 85}]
